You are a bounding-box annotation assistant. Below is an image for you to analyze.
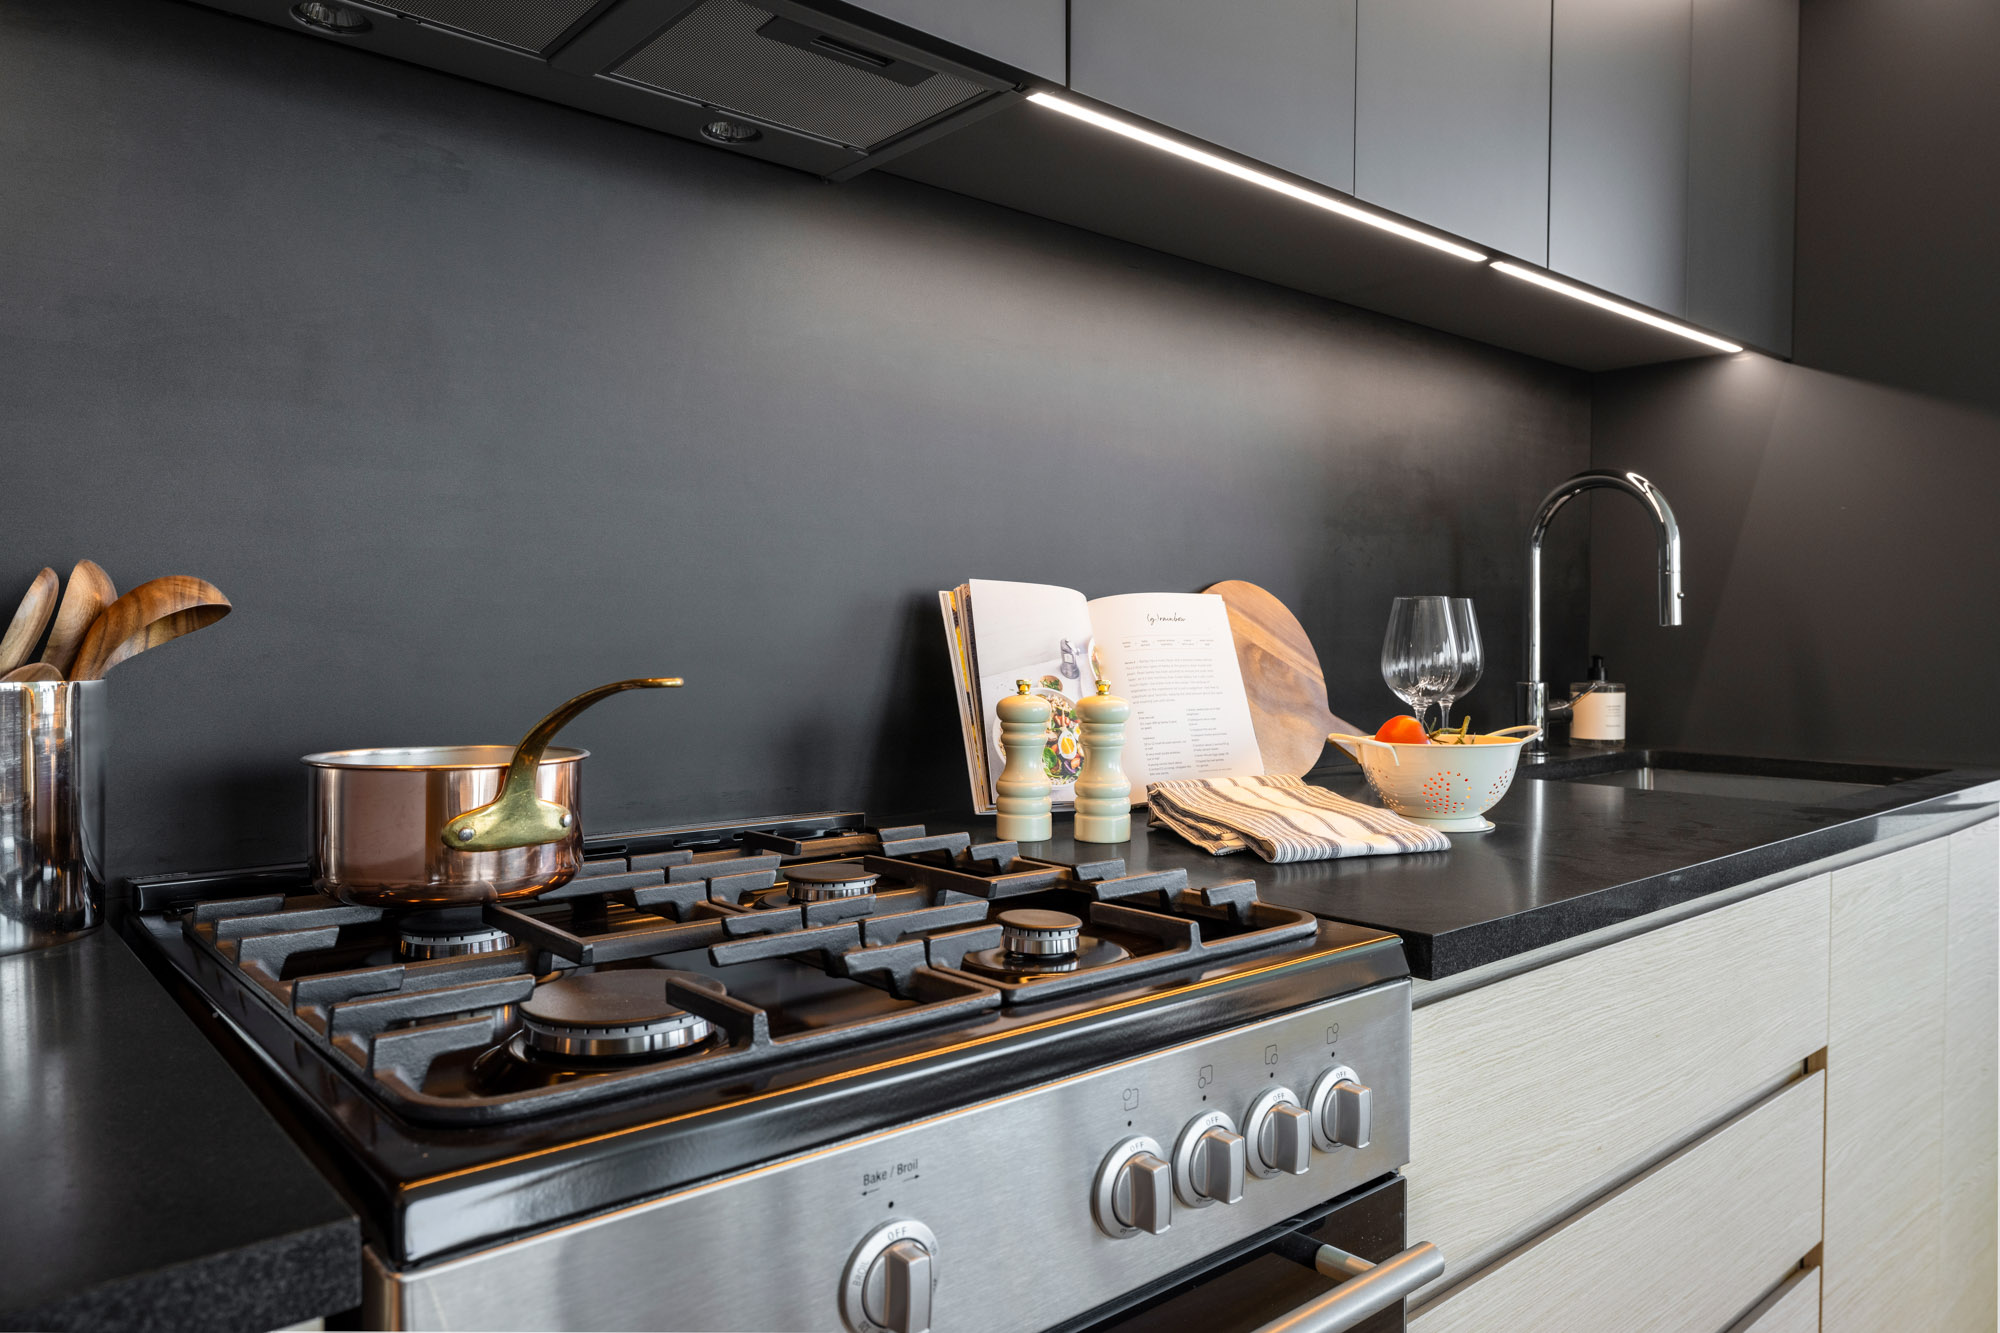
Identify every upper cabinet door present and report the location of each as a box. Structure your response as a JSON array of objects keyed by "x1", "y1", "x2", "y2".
[
  {"x1": 1354, "y1": 0, "x2": 1552, "y2": 262},
  {"x1": 1070, "y1": 0, "x2": 1357, "y2": 193},
  {"x1": 852, "y1": 0, "x2": 1067, "y2": 84},
  {"x1": 1549, "y1": 0, "x2": 1693, "y2": 315},
  {"x1": 1686, "y1": 0, "x2": 1797, "y2": 354}
]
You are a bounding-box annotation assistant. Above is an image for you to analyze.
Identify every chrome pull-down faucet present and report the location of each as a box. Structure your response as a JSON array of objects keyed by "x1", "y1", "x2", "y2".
[{"x1": 1519, "y1": 470, "x2": 1683, "y2": 751}]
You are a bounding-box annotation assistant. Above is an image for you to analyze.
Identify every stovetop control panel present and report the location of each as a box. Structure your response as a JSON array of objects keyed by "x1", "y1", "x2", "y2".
[{"x1": 366, "y1": 978, "x2": 1413, "y2": 1332}]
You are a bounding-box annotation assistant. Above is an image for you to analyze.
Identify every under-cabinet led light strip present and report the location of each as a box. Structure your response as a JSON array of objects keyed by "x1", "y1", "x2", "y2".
[
  {"x1": 1025, "y1": 92, "x2": 1488, "y2": 262},
  {"x1": 1026, "y1": 92, "x2": 1747, "y2": 355},
  {"x1": 1489, "y1": 262, "x2": 1744, "y2": 352}
]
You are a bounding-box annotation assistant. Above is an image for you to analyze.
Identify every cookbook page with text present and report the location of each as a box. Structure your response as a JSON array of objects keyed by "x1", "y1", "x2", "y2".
[{"x1": 1086, "y1": 592, "x2": 1264, "y2": 800}]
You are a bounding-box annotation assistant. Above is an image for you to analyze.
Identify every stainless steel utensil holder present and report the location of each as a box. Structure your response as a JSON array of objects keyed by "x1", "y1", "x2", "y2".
[{"x1": 1, "y1": 681, "x2": 106, "y2": 955}]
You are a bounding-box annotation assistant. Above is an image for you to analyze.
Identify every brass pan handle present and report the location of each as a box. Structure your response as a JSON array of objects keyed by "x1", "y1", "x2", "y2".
[{"x1": 440, "y1": 677, "x2": 683, "y2": 853}]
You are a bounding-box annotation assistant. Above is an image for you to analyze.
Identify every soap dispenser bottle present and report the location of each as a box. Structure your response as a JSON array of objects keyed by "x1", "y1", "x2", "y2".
[{"x1": 1568, "y1": 656, "x2": 1627, "y2": 750}]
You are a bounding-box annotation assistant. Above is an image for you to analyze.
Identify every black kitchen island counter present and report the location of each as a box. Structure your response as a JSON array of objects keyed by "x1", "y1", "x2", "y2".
[
  {"x1": 933, "y1": 749, "x2": 2000, "y2": 980},
  {"x1": 0, "y1": 927, "x2": 358, "y2": 1333}
]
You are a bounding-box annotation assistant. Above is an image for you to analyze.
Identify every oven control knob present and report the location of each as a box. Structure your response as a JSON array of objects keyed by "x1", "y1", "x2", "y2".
[
  {"x1": 1172, "y1": 1110, "x2": 1246, "y2": 1207},
  {"x1": 1092, "y1": 1136, "x2": 1172, "y2": 1238},
  {"x1": 1244, "y1": 1086, "x2": 1313, "y2": 1177},
  {"x1": 1308, "y1": 1066, "x2": 1373, "y2": 1152},
  {"x1": 841, "y1": 1220, "x2": 938, "y2": 1333}
]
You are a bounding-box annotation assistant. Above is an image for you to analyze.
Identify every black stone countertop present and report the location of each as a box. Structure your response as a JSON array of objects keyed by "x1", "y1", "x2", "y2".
[
  {"x1": 0, "y1": 928, "x2": 358, "y2": 1332},
  {"x1": 937, "y1": 747, "x2": 2000, "y2": 980}
]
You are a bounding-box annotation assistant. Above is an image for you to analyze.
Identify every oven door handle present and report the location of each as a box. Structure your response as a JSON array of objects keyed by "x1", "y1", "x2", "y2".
[{"x1": 1251, "y1": 1240, "x2": 1445, "y2": 1333}]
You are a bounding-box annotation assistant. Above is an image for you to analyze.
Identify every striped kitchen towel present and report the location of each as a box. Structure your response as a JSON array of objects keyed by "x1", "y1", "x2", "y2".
[{"x1": 1147, "y1": 774, "x2": 1450, "y2": 861}]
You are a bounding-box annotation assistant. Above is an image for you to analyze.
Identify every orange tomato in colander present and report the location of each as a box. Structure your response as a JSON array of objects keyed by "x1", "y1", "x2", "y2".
[{"x1": 1374, "y1": 715, "x2": 1430, "y2": 745}]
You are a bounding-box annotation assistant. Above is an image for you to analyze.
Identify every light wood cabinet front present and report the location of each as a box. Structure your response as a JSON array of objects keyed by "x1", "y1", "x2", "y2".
[
  {"x1": 1823, "y1": 836, "x2": 1952, "y2": 1332},
  {"x1": 1409, "y1": 1071, "x2": 1825, "y2": 1333},
  {"x1": 1726, "y1": 1266, "x2": 1820, "y2": 1333},
  {"x1": 1407, "y1": 872, "x2": 1829, "y2": 1294},
  {"x1": 1941, "y1": 818, "x2": 1999, "y2": 1331}
]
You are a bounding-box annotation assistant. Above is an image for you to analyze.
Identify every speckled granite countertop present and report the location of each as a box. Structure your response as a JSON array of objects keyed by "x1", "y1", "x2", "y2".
[
  {"x1": 935, "y1": 747, "x2": 2000, "y2": 979},
  {"x1": 0, "y1": 928, "x2": 357, "y2": 1332}
]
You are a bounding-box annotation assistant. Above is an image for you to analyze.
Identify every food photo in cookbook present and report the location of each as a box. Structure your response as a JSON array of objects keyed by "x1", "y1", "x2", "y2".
[{"x1": 940, "y1": 579, "x2": 1264, "y2": 813}]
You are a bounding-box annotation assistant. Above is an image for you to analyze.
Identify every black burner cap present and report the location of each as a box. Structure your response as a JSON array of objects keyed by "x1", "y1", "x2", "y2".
[
  {"x1": 995, "y1": 909, "x2": 1081, "y2": 932},
  {"x1": 521, "y1": 970, "x2": 724, "y2": 1029},
  {"x1": 397, "y1": 906, "x2": 489, "y2": 935},
  {"x1": 785, "y1": 861, "x2": 879, "y2": 885},
  {"x1": 785, "y1": 860, "x2": 881, "y2": 903}
]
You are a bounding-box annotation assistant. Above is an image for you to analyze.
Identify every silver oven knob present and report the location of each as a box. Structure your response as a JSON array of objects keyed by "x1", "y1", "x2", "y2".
[
  {"x1": 1244, "y1": 1086, "x2": 1313, "y2": 1177},
  {"x1": 841, "y1": 1220, "x2": 938, "y2": 1333},
  {"x1": 1172, "y1": 1110, "x2": 1246, "y2": 1207},
  {"x1": 1092, "y1": 1136, "x2": 1172, "y2": 1238},
  {"x1": 1308, "y1": 1066, "x2": 1373, "y2": 1152}
]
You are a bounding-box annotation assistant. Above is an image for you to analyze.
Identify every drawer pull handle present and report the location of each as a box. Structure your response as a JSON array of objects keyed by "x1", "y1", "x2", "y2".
[{"x1": 1252, "y1": 1241, "x2": 1445, "y2": 1333}]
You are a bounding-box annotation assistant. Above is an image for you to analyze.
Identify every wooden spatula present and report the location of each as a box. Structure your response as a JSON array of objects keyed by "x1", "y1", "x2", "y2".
[
  {"x1": 39, "y1": 559, "x2": 116, "y2": 678},
  {"x1": 2, "y1": 663, "x2": 64, "y2": 682},
  {"x1": 1204, "y1": 580, "x2": 1363, "y2": 778},
  {"x1": 70, "y1": 576, "x2": 232, "y2": 682},
  {"x1": 0, "y1": 567, "x2": 59, "y2": 674}
]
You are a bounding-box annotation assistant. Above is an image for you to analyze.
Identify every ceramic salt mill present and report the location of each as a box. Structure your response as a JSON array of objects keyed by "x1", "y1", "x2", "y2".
[
  {"x1": 995, "y1": 679, "x2": 1053, "y2": 842},
  {"x1": 1073, "y1": 680, "x2": 1132, "y2": 843}
]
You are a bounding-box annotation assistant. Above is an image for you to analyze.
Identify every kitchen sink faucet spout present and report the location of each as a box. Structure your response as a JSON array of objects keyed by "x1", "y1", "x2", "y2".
[{"x1": 1519, "y1": 470, "x2": 1682, "y2": 751}]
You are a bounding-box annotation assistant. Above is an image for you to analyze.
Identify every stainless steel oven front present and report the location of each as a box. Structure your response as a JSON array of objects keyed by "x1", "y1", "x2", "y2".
[
  {"x1": 365, "y1": 978, "x2": 1432, "y2": 1332},
  {"x1": 1067, "y1": 1173, "x2": 1434, "y2": 1333}
]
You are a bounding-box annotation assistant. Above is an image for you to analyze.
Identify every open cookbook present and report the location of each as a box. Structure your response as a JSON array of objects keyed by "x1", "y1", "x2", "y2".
[{"x1": 939, "y1": 579, "x2": 1265, "y2": 813}]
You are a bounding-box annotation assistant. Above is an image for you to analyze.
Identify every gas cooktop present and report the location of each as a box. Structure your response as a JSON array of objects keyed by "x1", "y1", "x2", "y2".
[
  {"x1": 157, "y1": 816, "x2": 1322, "y2": 1123},
  {"x1": 127, "y1": 812, "x2": 1408, "y2": 1280}
]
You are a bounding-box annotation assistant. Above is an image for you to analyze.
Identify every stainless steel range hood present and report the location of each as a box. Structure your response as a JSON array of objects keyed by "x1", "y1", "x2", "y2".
[
  {"x1": 611, "y1": 1, "x2": 991, "y2": 151},
  {"x1": 199, "y1": 0, "x2": 1019, "y2": 178}
]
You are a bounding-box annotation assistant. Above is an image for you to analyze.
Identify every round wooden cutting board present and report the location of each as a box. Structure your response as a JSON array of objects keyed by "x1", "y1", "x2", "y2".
[{"x1": 1204, "y1": 580, "x2": 1362, "y2": 778}]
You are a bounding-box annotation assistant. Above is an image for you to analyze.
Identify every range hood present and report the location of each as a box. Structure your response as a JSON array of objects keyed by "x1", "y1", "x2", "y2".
[{"x1": 215, "y1": 0, "x2": 1020, "y2": 178}]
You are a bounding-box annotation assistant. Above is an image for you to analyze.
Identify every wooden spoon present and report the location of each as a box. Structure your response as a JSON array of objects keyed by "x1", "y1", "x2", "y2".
[
  {"x1": 69, "y1": 576, "x2": 233, "y2": 682},
  {"x1": 39, "y1": 559, "x2": 117, "y2": 678},
  {"x1": 2, "y1": 662, "x2": 64, "y2": 683},
  {"x1": 0, "y1": 567, "x2": 60, "y2": 674},
  {"x1": 1204, "y1": 580, "x2": 1363, "y2": 778}
]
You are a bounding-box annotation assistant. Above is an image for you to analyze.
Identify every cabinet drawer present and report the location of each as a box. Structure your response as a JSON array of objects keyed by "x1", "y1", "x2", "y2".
[
  {"x1": 1410, "y1": 1071, "x2": 1825, "y2": 1333},
  {"x1": 1727, "y1": 1267, "x2": 1820, "y2": 1333},
  {"x1": 1408, "y1": 873, "x2": 1829, "y2": 1290}
]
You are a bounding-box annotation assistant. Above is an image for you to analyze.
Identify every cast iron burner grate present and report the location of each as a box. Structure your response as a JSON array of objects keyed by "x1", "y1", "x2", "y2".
[{"x1": 164, "y1": 815, "x2": 1318, "y2": 1124}]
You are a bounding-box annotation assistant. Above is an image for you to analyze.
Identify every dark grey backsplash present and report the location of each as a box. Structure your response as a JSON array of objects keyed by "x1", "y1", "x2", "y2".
[
  {"x1": 1588, "y1": 354, "x2": 2000, "y2": 768},
  {"x1": 1, "y1": 0, "x2": 1588, "y2": 878}
]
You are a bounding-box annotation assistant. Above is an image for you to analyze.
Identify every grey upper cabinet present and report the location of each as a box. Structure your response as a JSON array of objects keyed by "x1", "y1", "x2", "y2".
[
  {"x1": 1070, "y1": 0, "x2": 1357, "y2": 193},
  {"x1": 1686, "y1": 0, "x2": 1797, "y2": 353},
  {"x1": 1549, "y1": 0, "x2": 1692, "y2": 315},
  {"x1": 850, "y1": 0, "x2": 1066, "y2": 84},
  {"x1": 1354, "y1": 0, "x2": 1552, "y2": 262}
]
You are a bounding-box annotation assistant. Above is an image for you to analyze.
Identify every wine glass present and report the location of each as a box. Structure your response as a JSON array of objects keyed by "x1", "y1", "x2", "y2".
[
  {"x1": 1437, "y1": 598, "x2": 1483, "y2": 732},
  {"x1": 1381, "y1": 597, "x2": 1460, "y2": 733}
]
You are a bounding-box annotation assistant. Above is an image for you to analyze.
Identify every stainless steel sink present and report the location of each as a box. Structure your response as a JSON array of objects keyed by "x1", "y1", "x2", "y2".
[{"x1": 1523, "y1": 751, "x2": 1942, "y2": 806}]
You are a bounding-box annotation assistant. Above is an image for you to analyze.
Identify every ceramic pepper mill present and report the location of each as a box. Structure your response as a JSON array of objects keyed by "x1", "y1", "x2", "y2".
[
  {"x1": 995, "y1": 679, "x2": 1053, "y2": 842},
  {"x1": 1073, "y1": 680, "x2": 1133, "y2": 843}
]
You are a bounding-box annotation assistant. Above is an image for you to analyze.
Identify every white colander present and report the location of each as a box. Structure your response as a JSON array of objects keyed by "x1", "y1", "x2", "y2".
[{"x1": 1327, "y1": 725, "x2": 1543, "y2": 832}]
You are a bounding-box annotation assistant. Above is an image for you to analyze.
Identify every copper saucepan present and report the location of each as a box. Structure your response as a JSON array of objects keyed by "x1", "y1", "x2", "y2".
[{"x1": 304, "y1": 677, "x2": 680, "y2": 909}]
